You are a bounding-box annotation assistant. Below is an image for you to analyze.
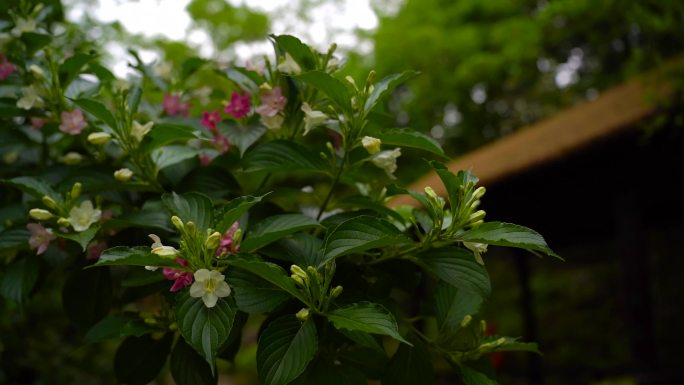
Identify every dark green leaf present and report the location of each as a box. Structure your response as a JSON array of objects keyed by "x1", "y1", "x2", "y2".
[
  {"x1": 364, "y1": 71, "x2": 418, "y2": 114},
  {"x1": 417, "y1": 247, "x2": 491, "y2": 299},
  {"x1": 175, "y1": 292, "x2": 238, "y2": 372},
  {"x1": 0, "y1": 227, "x2": 30, "y2": 251},
  {"x1": 224, "y1": 67, "x2": 260, "y2": 94},
  {"x1": 2, "y1": 176, "x2": 60, "y2": 201},
  {"x1": 458, "y1": 365, "x2": 499, "y2": 385},
  {"x1": 339, "y1": 329, "x2": 385, "y2": 353},
  {"x1": 274, "y1": 233, "x2": 324, "y2": 267},
  {"x1": 273, "y1": 34, "x2": 317, "y2": 71},
  {"x1": 62, "y1": 267, "x2": 112, "y2": 329},
  {"x1": 180, "y1": 166, "x2": 239, "y2": 199},
  {"x1": 458, "y1": 222, "x2": 560, "y2": 259},
  {"x1": 20, "y1": 32, "x2": 51, "y2": 55},
  {"x1": 106, "y1": 209, "x2": 173, "y2": 232},
  {"x1": 323, "y1": 215, "x2": 409, "y2": 262},
  {"x1": 228, "y1": 268, "x2": 290, "y2": 313},
  {"x1": 144, "y1": 123, "x2": 202, "y2": 153},
  {"x1": 171, "y1": 337, "x2": 218, "y2": 385},
  {"x1": 292, "y1": 356, "x2": 367, "y2": 385},
  {"x1": 382, "y1": 338, "x2": 434, "y2": 385},
  {"x1": 435, "y1": 281, "x2": 482, "y2": 331},
  {"x1": 152, "y1": 145, "x2": 199, "y2": 170},
  {"x1": 55, "y1": 225, "x2": 100, "y2": 252},
  {"x1": 295, "y1": 71, "x2": 351, "y2": 113},
  {"x1": 84, "y1": 313, "x2": 150, "y2": 343},
  {"x1": 243, "y1": 140, "x2": 327, "y2": 174},
  {"x1": 221, "y1": 123, "x2": 267, "y2": 157},
  {"x1": 114, "y1": 334, "x2": 173, "y2": 385},
  {"x1": 230, "y1": 256, "x2": 307, "y2": 304},
  {"x1": 257, "y1": 316, "x2": 318, "y2": 385},
  {"x1": 59, "y1": 52, "x2": 96, "y2": 88},
  {"x1": 215, "y1": 194, "x2": 266, "y2": 233},
  {"x1": 376, "y1": 128, "x2": 445, "y2": 157},
  {"x1": 242, "y1": 214, "x2": 320, "y2": 251},
  {"x1": 128, "y1": 84, "x2": 143, "y2": 115},
  {"x1": 181, "y1": 57, "x2": 209, "y2": 81},
  {"x1": 73, "y1": 98, "x2": 117, "y2": 129},
  {"x1": 0, "y1": 256, "x2": 39, "y2": 304},
  {"x1": 162, "y1": 191, "x2": 213, "y2": 232},
  {"x1": 91, "y1": 246, "x2": 184, "y2": 269},
  {"x1": 327, "y1": 302, "x2": 409, "y2": 344}
]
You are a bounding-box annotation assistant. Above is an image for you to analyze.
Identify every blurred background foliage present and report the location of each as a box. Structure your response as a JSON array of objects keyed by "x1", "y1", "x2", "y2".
[{"x1": 2, "y1": 0, "x2": 683, "y2": 384}]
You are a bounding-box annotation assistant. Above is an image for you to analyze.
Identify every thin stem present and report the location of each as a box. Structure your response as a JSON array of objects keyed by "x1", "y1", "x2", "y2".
[{"x1": 316, "y1": 159, "x2": 344, "y2": 220}]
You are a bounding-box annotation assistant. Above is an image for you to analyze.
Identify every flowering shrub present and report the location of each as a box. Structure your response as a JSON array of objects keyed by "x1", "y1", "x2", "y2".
[{"x1": 0, "y1": 5, "x2": 560, "y2": 385}]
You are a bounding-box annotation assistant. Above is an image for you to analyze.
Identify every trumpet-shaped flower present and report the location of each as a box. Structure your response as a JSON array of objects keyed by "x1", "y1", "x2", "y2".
[
  {"x1": 255, "y1": 87, "x2": 287, "y2": 118},
  {"x1": 59, "y1": 109, "x2": 87, "y2": 135},
  {"x1": 215, "y1": 222, "x2": 240, "y2": 256},
  {"x1": 162, "y1": 258, "x2": 193, "y2": 292},
  {"x1": 301, "y1": 102, "x2": 327, "y2": 135},
  {"x1": 464, "y1": 242, "x2": 488, "y2": 265},
  {"x1": 131, "y1": 120, "x2": 153, "y2": 142},
  {"x1": 67, "y1": 200, "x2": 101, "y2": 232},
  {"x1": 371, "y1": 148, "x2": 401, "y2": 179},
  {"x1": 277, "y1": 53, "x2": 301, "y2": 75},
  {"x1": 189, "y1": 269, "x2": 231, "y2": 308},
  {"x1": 11, "y1": 17, "x2": 37, "y2": 36},
  {"x1": 27, "y1": 223, "x2": 55, "y2": 255},
  {"x1": 362, "y1": 136, "x2": 382, "y2": 154},
  {"x1": 148, "y1": 234, "x2": 178, "y2": 258},
  {"x1": 224, "y1": 92, "x2": 251, "y2": 119},
  {"x1": 17, "y1": 85, "x2": 43, "y2": 110}
]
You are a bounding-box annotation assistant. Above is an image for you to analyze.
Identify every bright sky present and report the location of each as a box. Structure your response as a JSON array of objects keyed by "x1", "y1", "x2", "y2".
[{"x1": 65, "y1": 0, "x2": 379, "y2": 77}]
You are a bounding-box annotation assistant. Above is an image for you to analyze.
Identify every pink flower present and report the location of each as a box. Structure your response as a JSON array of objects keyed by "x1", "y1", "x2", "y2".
[
  {"x1": 0, "y1": 54, "x2": 16, "y2": 80},
  {"x1": 86, "y1": 241, "x2": 107, "y2": 261},
  {"x1": 30, "y1": 117, "x2": 46, "y2": 129},
  {"x1": 201, "y1": 110, "x2": 221, "y2": 131},
  {"x1": 59, "y1": 109, "x2": 87, "y2": 135},
  {"x1": 215, "y1": 222, "x2": 240, "y2": 256},
  {"x1": 27, "y1": 223, "x2": 55, "y2": 255},
  {"x1": 213, "y1": 133, "x2": 230, "y2": 154},
  {"x1": 162, "y1": 94, "x2": 190, "y2": 117},
  {"x1": 255, "y1": 87, "x2": 287, "y2": 118},
  {"x1": 162, "y1": 258, "x2": 194, "y2": 292},
  {"x1": 199, "y1": 153, "x2": 214, "y2": 166},
  {"x1": 224, "y1": 92, "x2": 251, "y2": 119}
]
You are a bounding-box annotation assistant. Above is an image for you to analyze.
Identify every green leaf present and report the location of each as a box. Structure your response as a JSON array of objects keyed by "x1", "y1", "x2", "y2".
[
  {"x1": 339, "y1": 329, "x2": 385, "y2": 354},
  {"x1": 62, "y1": 267, "x2": 112, "y2": 329},
  {"x1": 0, "y1": 227, "x2": 30, "y2": 251},
  {"x1": 242, "y1": 214, "x2": 320, "y2": 251},
  {"x1": 292, "y1": 356, "x2": 367, "y2": 385},
  {"x1": 429, "y1": 163, "x2": 478, "y2": 213},
  {"x1": 364, "y1": 71, "x2": 418, "y2": 114},
  {"x1": 128, "y1": 84, "x2": 143, "y2": 115},
  {"x1": 20, "y1": 32, "x2": 51, "y2": 55},
  {"x1": 145, "y1": 123, "x2": 202, "y2": 152},
  {"x1": 435, "y1": 281, "x2": 483, "y2": 332},
  {"x1": 458, "y1": 365, "x2": 499, "y2": 385},
  {"x1": 114, "y1": 333, "x2": 173, "y2": 385},
  {"x1": 84, "y1": 313, "x2": 150, "y2": 343},
  {"x1": 175, "y1": 292, "x2": 238, "y2": 372},
  {"x1": 170, "y1": 337, "x2": 218, "y2": 385},
  {"x1": 417, "y1": 247, "x2": 491, "y2": 299},
  {"x1": 229, "y1": 256, "x2": 307, "y2": 304},
  {"x1": 0, "y1": 256, "x2": 40, "y2": 304},
  {"x1": 273, "y1": 34, "x2": 317, "y2": 71},
  {"x1": 180, "y1": 57, "x2": 209, "y2": 81},
  {"x1": 327, "y1": 302, "x2": 410, "y2": 344},
  {"x1": 243, "y1": 140, "x2": 327, "y2": 174},
  {"x1": 162, "y1": 191, "x2": 213, "y2": 232},
  {"x1": 458, "y1": 222, "x2": 560, "y2": 258},
  {"x1": 221, "y1": 123, "x2": 267, "y2": 157},
  {"x1": 106, "y1": 208, "x2": 173, "y2": 232},
  {"x1": 215, "y1": 194, "x2": 266, "y2": 233},
  {"x1": 55, "y1": 225, "x2": 100, "y2": 252},
  {"x1": 180, "y1": 166, "x2": 239, "y2": 199},
  {"x1": 228, "y1": 268, "x2": 291, "y2": 313},
  {"x1": 274, "y1": 233, "x2": 324, "y2": 267},
  {"x1": 91, "y1": 246, "x2": 185, "y2": 269},
  {"x1": 224, "y1": 67, "x2": 261, "y2": 94},
  {"x1": 376, "y1": 128, "x2": 445, "y2": 157},
  {"x1": 257, "y1": 316, "x2": 318, "y2": 385},
  {"x1": 152, "y1": 145, "x2": 199, "y2": 170},
  {"x1": 323, "y1": 215, "x2": 409, "y2": 262},
  {"x1": 381, "y1": 338, "x2": 435, "y2": 385},
  {"x1": 73, "y1": 98, "x2": 117, "y2": 129},
  {"x1": 295, "y1": 71, "x2": 351, "y2": 113},
  {"x1": 59, "y1": 52, "x2": 96, "y2": 88},
  {"x1": 2, "y1": 176, "x2": 60, "y2": 201}
]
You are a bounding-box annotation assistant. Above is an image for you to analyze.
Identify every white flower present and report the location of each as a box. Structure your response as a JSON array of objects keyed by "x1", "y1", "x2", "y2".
[
  {"x1": 29, "y1": 64, "x2": 45, "y2": 78},
  {"x1": 17, "y1": 85, "x2": 43, "y2": 110},
  {"x1": 464, "y1": 242, "x2": 488, "y2": 265},
  {"x1": 362, "y1": 136, "x2": 382, "y2": 154},
  {"x1": 260, "y1": 114, "x2": 284, "y2": 130},
  {"x1": 131, "y1": 120, "x2": 153, "y2": 142},
  {"x1": 148, "y1": 233, "x2": 178, "y2": 258},
  {"x1": 189, "y1": 269, "x2": 231, "y2": 308},
  {"x1": 113, "y1": 168, "x2": 133, "y2": 182},
  {"x1": 301, "y1": 102, "x2": 327, "y2": 135},
  {"x1": 11, "y1": 17, "x2": 37, "y2": 37},
  {"x1": 276, "y1": 53, "x2": 301, "y2": 75},
  {"x1": 68, "y1": 200, "x2": 101, "y2": 232},
  {"x1": 371, "y1": 148, "x2": 401, "y2": 179}
]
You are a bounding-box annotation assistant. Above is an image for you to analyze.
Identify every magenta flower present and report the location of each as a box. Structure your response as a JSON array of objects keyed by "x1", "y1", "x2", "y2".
[
  {"x1": 86, "y1": 241, "x2": 107, "y2": 261},
  {"x1": 224, "y1": 92, "x2": 251, "y2": 119},
  {"x1": 198, "y1": 153, "x2": 214, "y2": 166},
  {"x1": 0, "y1": 54, "x2": 16, "y2": 80},
  {"x1": 201, "y1": 110, "x2": 221, "y2": 131},
  {"x1": 162, "y1": 258, "x2": 194, "y2": 292},
  {"x1": 59, "y1": 109, "x2": 87, "y2": 135},
  {"x1": 27, "y1": 223, "x2": 55, "y2": 255},
  {"x1": 215, "y1": 222, "x2": 240, "y2": 256},
  {"x1": 255, "y1": 87, "x2": 287, "y2": 118},
  {"x1": 30, "y1": 117, "x2": 46, "y2": 129},
  {"x1": 162, "y1": 94, "x2": 190, "y2": 117}
]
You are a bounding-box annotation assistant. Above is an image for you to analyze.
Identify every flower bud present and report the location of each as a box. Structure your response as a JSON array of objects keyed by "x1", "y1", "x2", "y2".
[
  {"x1": 345, "y1": 75, "x2": 358, "y2": 90},
  {"x1": 290, "y1": 265, "x2": 307, "y2": 279},
  {"x1": 366, "y1": 70, "x2": 376, "y2": 85},
  {"x1": 472, "y1": 186, "x2": 486, "y2": 200},
  {"x1": 29, "y1": 208, "x2": 53, "y2": 220},
  {"x1": 330, "y1": 285, "x2": 343, "y2": 299},
  {"x1": 468, "y1": 210, "x2": 486, "y2": 223},
  {"x1": 62, "y1": 152, "x2": 83, "y2": 165},
  {"x1": 480, "y1": 320, "x2": 487, "y2": 334},
  {"x1": 87, "y1": 132, "x2": 111, "y2": 145},
  {"x1": 29, "y1": 64, "x2": 45, "y2": 78},
  {"x1": 41, "y1": 195, "x2": 58, "y2": 210},
  {"x1": 114, "y1": 168, "x2": 133, "y2": 182},
  {"x1": 145, "y1": 265, "x2": 159, "y2": 271},
  {"x1": 57, "y1": 217, "x2": 70, "y2": 227},
  {"x1": 460, "y1": 314, "x2": 472, "y2": 328},
  {"x1": 171, "y1": 216, "x2": 184, "y2": 232},
  {"x1": 205, "y1": 231, "x2": 221, "y2": 250},
  {"x1": 185, "y1": 221, "x2": 196, "y2": 235},
  {"x1": 71, "y1": 182, "x2": 82, "y2": 199},
  {"x1": 291, "y1": 274, "x2": 305, "y2": 286},
  {"x1": 296, "y1": 308, "x2": 310, "y2": 321},
  {"x1": 361, "y1": 136, "x2": 382, "y2": 154}
]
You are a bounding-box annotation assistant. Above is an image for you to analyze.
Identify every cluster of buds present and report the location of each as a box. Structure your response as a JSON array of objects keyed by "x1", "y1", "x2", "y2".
[
  {"x1": 28, "y1": 183, "x2": 102, "y2": 233},
  {"x1": 290, "y1": 262, "x2": 342, "y2": 315}
]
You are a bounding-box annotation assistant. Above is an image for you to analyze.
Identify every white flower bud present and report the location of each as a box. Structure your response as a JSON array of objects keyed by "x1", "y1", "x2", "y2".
[
  {"x1": 361, "y1": 136, "x2": 382, "y2": 154},
  {"x1": 87, "y1": 132, "x2": 111, "y2": 145},
  {"x1": 114, "y1": 168, "x2": 133, "y2": 182}
]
